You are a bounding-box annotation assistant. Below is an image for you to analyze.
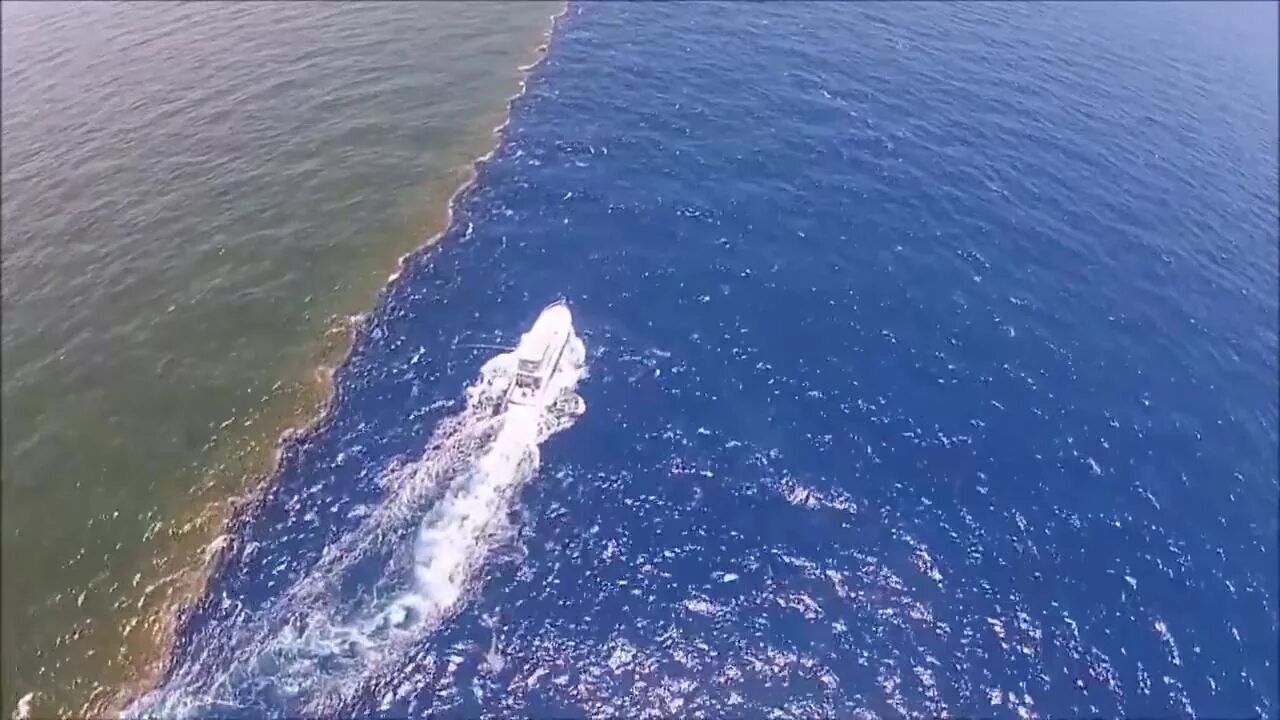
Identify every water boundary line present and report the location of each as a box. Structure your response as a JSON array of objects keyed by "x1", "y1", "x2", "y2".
[{"x1": 105, "y1": 2, "x2": 574, "y2": 715}]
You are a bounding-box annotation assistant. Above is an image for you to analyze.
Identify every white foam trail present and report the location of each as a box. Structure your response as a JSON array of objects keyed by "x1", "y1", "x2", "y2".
[
  {"x1": 395, "y1": 409, "x2": 539, "y2": 622},
  {"x1": 11, "y1": 693, "x2": 33, "y2": 720},
  {"x1": 386, "y1": 326, "x2": 588, "y2": 626},
  {"x1": 130, "y1": 313, "x2": 588, "y2": 718},
  {"x1": 304, "y1": 329, "x2": 588, "y2": 711}
]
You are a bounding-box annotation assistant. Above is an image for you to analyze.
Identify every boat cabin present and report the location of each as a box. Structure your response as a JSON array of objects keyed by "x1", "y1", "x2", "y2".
[
  {"x1": 513, "y1": 368, "x2": 542, "y2": 392},
  {"x1": 515, "y1": 341, "x2": 554, "y2": 387}
]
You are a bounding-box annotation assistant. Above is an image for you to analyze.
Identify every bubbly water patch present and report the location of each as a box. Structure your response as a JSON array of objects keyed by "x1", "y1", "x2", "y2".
[
  {"x1": 129, "y1": 321, "x2": 588, "y2": 718},
  {"x1": 1152, "y1": 617, "x2": 1182, "y2": 668},
  {"x1": 11, "y1": 693, "x2": 34, "y2": 720}
]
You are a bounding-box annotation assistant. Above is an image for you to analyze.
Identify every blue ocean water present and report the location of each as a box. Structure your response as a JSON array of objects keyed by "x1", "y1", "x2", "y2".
[{"x1": 135, "y1": 2, "x2": 1277, "y2": 718}]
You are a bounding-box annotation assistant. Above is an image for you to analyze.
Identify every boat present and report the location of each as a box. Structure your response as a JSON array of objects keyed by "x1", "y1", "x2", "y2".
[{"x1": 504, "y1": 300, "x2": 574, "y2": 409}]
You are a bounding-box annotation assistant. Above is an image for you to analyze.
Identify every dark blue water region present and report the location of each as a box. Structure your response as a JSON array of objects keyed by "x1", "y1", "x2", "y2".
[{"x1": 154, "y1": 2, "x2": 1277, "y2": 718}]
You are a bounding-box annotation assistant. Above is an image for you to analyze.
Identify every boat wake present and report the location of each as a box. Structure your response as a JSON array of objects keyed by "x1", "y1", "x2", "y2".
[{"x1": 128, "y1": 308, "x2": 588, "y2": 718}]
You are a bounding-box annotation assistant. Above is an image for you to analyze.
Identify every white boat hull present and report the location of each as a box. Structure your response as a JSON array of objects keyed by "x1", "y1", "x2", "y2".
[{"x1": 503, "y1": 301, "x2": 582, "y2": 415}]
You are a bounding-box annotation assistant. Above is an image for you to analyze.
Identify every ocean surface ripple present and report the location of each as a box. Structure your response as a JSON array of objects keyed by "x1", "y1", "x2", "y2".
[{"x1": 138, "y1": 3, "x2": 1277, "y2": 718}]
